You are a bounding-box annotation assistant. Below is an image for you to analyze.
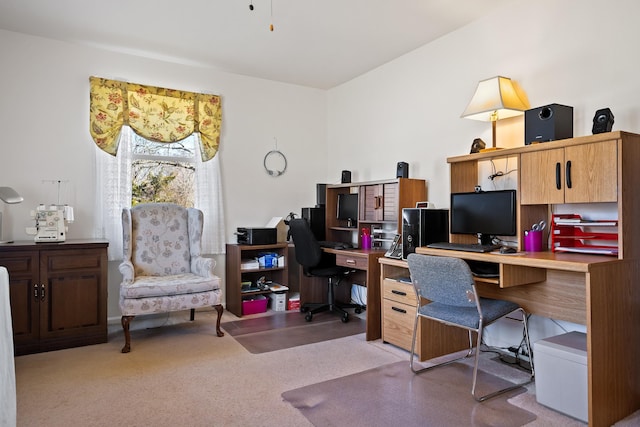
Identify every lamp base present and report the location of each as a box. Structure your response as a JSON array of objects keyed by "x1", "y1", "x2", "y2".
[{"x1": 479, "y1": 147, "x2": 504, "y2": 153}]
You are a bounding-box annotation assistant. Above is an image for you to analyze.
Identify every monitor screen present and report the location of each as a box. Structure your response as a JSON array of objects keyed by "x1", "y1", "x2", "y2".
[
  {"x1": 337, "y1": 193, "x2": 358, "y2": 221},
  {"x1": 450, "y1": 190, "x2": 517, "y2": 243}
]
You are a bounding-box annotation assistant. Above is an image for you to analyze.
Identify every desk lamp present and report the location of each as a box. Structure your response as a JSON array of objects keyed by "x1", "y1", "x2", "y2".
[
  {"x1": 0, "y1": 187, "x2": 24, "y2": 243},
  {"x1": 461, "y1": 76, "x2": 529, "y2": 151}
]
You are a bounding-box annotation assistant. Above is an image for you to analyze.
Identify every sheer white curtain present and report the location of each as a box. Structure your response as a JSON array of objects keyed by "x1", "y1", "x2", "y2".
[
  {"x1": 194, "y1": 133, "x2": 226, "y2": 254},
  {"x1": 94, "y1": 127, "x2": 225, "y2": 260}
]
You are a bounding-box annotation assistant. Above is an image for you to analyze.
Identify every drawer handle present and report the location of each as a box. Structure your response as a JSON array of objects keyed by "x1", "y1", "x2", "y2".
[
  {"x1": 391, "y1": 290, "x2": 407, "y2": 296},
  {"x1": 391, "y1": 306, "x2": 407, "y2": 314},
  {"x1": 345, "y1": 259, "x2": 356, "y2": 265}
]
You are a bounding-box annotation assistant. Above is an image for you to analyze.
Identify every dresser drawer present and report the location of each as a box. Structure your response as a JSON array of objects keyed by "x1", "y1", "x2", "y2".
[
  {"x1": 382, "y1": 298, "x2": 417, "y2": 352},
  {"x1": 335, "y1": 253, "x2": 368, "y2": 270},
  {"x1": 382, "y1": 278, "x2": 416, "y2": 305}
]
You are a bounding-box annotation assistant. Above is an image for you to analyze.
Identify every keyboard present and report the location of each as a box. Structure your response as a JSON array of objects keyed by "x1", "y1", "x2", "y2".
[
  {"x1": 426, "y1": 242, "x2": 500, "y2": 253},
  {"x1": 319, "y1": 241, "x2": 353, "y2": 249}
]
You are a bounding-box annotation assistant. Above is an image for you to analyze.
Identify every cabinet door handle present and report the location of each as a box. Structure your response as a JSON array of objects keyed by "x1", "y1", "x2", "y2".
[
  {"x1": 391, "y1": 290, "x2": 407, "y2": 296},
  {"x1": 555, "y1": 162, "x2": 562, "y2": 190},
  {"x1": 33, "y1": 284, "x2": 39, "y2": 300},
  {"x1": 391, "y1": 306, "x2": 407, "y2": 314},
  {"x1": 565, "y1": 160, "x2": 572, "y2": 189},
  {"x1": 40, "y1": 284, "x2": 46, "y2": 301},
  {"x1": 374, "y1": 196, "x2": 382, "y2": 209}
]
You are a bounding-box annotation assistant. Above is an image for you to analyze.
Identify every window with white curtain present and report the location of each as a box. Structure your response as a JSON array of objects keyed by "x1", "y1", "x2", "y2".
[{"x1": 94, "y1": 126, "x2": 226, "y2": 260}]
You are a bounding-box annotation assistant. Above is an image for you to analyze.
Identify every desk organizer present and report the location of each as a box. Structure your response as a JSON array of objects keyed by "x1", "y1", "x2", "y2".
[{"x1": 551, "y1": 214, "x2": 618, "y2": 256}]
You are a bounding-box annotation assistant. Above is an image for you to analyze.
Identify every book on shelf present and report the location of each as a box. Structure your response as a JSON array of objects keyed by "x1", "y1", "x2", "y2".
[{"x1": 240, "y1": 258, "x2": 259, "y2": 269}]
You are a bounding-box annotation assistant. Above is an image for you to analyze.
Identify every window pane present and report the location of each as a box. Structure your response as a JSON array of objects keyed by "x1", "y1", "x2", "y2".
[
  {"x1": 132, "y1": 133, "x2": 196, "y2": 158},
  {"x1": 131, "y1": 159, "x2": 195, "y2": 207}
]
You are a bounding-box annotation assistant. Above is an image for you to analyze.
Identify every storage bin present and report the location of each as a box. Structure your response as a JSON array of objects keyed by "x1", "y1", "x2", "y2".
[
  {"x1": 287, "y1": 292, "x2": 300, "y2": 311},
  {"x1": 267, "y1": 292, "x2": 287, "y2": 312},
  {"x1": 534, "y1": 331, "x2": 587, "y2": 423},
  {"x1": 242, "y1": 295, "x2": 268, "y2": 315}
]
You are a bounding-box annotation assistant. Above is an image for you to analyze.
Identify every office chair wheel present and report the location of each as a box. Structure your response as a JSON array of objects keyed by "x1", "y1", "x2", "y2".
[
  {"x1": 305, "y1": 313, "x2": 313, "y2": 322},
  {"x1": 300, "y1": 306, "x2": 309, "y2": 313},
  {"x1": 341, "y1": 313, "x2": 349, "y2": 323},
  {"x1": 355, "y1": 307, "x2": 362, "y2": 314}
]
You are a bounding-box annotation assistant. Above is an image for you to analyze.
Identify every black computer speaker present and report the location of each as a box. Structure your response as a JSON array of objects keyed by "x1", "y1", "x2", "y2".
[
  {"x1": 525, "y1": 103, "x2": 573, "y2": 145},
  {"x1": 316, "y1": 183, "x2": 328, "y2": 207},
  {"x1": 341, "y1": 170, "x2": 351, "y2": 183},
  {"x1": 396, "y1": 162, "x2": 409, "y2": 178},
  {"x1": 592, "y1": 108, "x2": 614, "y2": 134}
]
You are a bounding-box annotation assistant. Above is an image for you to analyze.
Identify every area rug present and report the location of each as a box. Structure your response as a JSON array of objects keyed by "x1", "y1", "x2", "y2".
[
  {"x1": 282, "y1": 361, "x2": 536, "y2": 427},
  {"x1": 221, "y1": 311, "x2": 365, "y2": 354}
]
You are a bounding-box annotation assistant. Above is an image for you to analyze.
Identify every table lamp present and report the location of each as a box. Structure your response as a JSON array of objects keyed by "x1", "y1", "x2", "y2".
[
  {"x1": 0, "y1": 187, "x2": 24, "y2": 243},
  {"x1": 461, "y1": 76, "x2": 529, "y2": 150}
]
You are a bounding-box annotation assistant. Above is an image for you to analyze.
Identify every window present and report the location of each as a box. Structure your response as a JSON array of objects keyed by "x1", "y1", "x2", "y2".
[
  {"x1": 94, "y1": 127, "x2": 225, "y2": 260},
  {"x1": 131, "y1": 134, "x2": 197, "y2": 207}
]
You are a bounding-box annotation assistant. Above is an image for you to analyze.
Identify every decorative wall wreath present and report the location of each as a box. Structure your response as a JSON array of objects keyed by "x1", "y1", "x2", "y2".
[{"x1": 263, "y1": 149, "x2": 287, "y2": 177}]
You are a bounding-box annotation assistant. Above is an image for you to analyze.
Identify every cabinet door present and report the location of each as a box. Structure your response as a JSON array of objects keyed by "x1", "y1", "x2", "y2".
[
  {"x1": 564, "y1": 140, "x2": 617, "y2": 203},
  {"x1": 39, "y1": 249, "x2": 107, "y2": 341},
  {"x1": 382, "y1": 183, "x2": 399, "y2": 222},
  {"x1": 4, "y1": 251, "x2": 40, "y2": 349},
  {"x1": 520, "y1": 148, "x2": 565, "y2": 205},
  {"x1": 362, "y1": 184, "x2": 384, "y2": 221}
]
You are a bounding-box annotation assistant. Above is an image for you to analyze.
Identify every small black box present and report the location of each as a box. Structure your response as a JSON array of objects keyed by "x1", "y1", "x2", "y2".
[
  {"x1": 525, "y1": 103, "x2": 573, "y2": 145},
  {"x1": 236, "y1": 228, "x2": 277, "y2": 245}
]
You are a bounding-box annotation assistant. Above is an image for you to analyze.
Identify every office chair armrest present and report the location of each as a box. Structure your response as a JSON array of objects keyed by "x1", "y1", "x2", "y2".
[
  {"x1": 191, "y1": 256, "x2": 217, "y2": 278},
  {"x1": 118, "y1": 261, "x2": 135, "y2": 284}
]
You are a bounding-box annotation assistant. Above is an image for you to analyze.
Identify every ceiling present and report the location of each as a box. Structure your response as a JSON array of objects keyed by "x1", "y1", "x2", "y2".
[{"x1": 0, "y1": 0, "x2": 511, "y2": 89}]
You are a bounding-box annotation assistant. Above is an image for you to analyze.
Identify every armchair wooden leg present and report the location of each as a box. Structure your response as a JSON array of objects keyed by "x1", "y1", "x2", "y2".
[
  {"x1": 121, "y1": 315, "x2": 135, "y2": 353},
  {"x1": 214, "y1": 304, "x2": 224, "y2": 337},
  {"x1": 190, "y1": 308, "x2": 195, "y2": 321}
]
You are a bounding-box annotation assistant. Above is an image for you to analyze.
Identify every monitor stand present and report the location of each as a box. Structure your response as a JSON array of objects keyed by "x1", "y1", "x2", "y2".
[{"x1": 478, "y1": 233, "x2": 493, "y2": 246}]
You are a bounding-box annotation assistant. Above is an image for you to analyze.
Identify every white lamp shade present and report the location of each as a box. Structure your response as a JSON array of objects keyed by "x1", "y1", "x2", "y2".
[
  {"x1": 0, "y1": 187, "x2": 23, "y2": 204},
  {"x1": 461, "y1": 76, "x2": 529, "y2": 121}
]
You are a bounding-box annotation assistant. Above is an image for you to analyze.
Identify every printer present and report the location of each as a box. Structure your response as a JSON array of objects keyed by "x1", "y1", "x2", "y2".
[{"x1": 236, "y1": 227, "x2": 277, "y2": 245}]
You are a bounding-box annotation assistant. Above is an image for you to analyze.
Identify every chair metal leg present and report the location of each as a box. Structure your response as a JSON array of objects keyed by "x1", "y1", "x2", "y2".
[
  {"x1": 409, "y1": 313, "x2": 474, "y2": 374},
  {"x1": 471, "y1": 308, "x2": 535, "y2": 402}
]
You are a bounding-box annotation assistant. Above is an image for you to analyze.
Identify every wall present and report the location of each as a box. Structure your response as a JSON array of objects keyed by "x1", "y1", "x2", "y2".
[
  {"x1": 327, "y1": 0, "x2": 640, "y2": 345},
  {"x1": 0, "y1": 29, "x2": 328, "y2": 320}
]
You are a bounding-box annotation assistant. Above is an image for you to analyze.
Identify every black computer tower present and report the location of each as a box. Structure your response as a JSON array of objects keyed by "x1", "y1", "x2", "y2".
[
  {"x1": 301, "y1": 207, "x2": 325, "y2": 241},
  {"x1": 401, "y1": 208, "x2": 449, "y2": 259}
]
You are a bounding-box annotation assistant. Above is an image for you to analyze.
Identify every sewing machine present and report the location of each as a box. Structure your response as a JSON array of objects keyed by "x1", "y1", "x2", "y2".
[{"x1": 26, "y1": 204, "x2": 74, "y2": 242}]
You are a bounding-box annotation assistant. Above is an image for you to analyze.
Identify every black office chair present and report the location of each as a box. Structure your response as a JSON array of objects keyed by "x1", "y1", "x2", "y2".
[{"x1": 289, "y1": 218, "x2": 360, "y2": 323}]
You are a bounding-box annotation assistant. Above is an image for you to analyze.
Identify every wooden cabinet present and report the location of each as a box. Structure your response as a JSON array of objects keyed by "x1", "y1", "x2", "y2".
[
  {"x1": 325, "y1": 178, "x2": 426, "y2": 248},
  {"x1": 225, "y1": 243, "x2": 289, "y2": 317},
  {"x1": 520, "y1": 140, "x2": 617, "y2": 204},
  {"x1": 0, "y1": 240, "x2": 108, "y2": 355},
  {"x1": 379, "y1": 257, "x2": 468, "y2": 361}
]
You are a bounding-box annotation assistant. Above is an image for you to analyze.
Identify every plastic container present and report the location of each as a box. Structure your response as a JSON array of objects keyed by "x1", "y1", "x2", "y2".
[
  {"x1": 241, "y1": 295, "x2": 268, "y2": 315},
  {"x1": 361, "y1": 228, "x2": 371, "y2": 249}
]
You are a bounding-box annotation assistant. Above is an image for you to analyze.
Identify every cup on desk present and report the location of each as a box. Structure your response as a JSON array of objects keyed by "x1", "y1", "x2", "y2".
[{"x1": 524, "y1": 230, "x2": 543, "y2": 252}]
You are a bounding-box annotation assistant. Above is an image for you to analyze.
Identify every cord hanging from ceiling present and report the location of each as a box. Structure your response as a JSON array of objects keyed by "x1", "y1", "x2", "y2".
[{"x1": 248, "y1": 0, "x2": 274, "y2": 31}]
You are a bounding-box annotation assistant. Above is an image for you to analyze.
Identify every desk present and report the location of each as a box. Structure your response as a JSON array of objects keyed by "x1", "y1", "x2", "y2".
[
  {"x1": 415, "y1": 247, "x2": 640, "y2": 427},
  {"x1": 292, "y1": 247, "x2": 385, "y2": 341}
]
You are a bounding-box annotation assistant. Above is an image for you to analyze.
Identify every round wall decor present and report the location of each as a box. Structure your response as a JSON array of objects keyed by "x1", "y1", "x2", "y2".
[{"x1": 263, "y1": 149, "x2": 287, "y2": 177}]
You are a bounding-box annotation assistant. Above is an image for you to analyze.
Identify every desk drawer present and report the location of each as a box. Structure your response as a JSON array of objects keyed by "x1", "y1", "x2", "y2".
[
  {"x1": 382, "y1": 298, "x2": 416, "y2": 352},
  {"x1": 382, "y1": 278, "x2": 416, "y2": 306},
  {"x1": 335, "y1": 253, "x2": 368, "y2": 270}
]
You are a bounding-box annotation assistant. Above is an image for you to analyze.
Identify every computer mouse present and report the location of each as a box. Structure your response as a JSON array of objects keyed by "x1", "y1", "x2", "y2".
[{"x1": 500, "y1": 246, "x2": 517, "y2": 254}]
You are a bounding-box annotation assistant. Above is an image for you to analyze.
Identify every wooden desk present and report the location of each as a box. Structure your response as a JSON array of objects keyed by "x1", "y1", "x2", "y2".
[{"x1": 416, "y1": 247, "x2": 640, "y2": 427}]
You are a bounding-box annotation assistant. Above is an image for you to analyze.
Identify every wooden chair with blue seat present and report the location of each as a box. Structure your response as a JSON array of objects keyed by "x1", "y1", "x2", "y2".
[
  {"x1": 406, "y1": 253, "x2": 535, "y2": 401},
  {"x1": 119, "y1": 203, "x2": 224, "y2": 353}
]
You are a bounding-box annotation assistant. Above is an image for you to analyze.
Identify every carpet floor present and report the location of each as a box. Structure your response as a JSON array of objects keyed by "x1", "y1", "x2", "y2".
[{"x1": 222, "y1": 311, "x2": 366, "y2": 353}]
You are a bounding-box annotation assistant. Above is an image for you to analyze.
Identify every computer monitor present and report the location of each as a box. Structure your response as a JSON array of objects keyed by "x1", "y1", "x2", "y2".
[
  {"x1": 336, "y1": 193, "x2": 358, "y2": 224},
  {"x1": 450, "y1": 189, "x2": 517, "y2": 245}
]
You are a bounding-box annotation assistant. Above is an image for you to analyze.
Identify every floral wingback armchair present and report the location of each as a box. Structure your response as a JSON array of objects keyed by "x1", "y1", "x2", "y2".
[{"x1": 119, "y1": 203, "x2": 224, "y2": 353}]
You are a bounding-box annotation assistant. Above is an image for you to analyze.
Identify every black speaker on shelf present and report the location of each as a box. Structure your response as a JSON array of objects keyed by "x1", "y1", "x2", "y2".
[
  {"x1": 316, "y1": 183, "x2": 328, "y2": 207},
  {"x1": 301, "y1": 207, "x2": 325, "y2": 241},
  {"x1": 341, "y1": 170, "x2": 351, "y2": 184},
  {"x1": 592, "y1": 108, "x2": 614, "y2": 134},
  {"x1": 525, "y1": 103, "x2": 573, "y2": 145},
  {"x1": 401, "y1": 208, "x2": 449, "y2": 259},
  {"x1": 396, "y1": 162, "x2": 409, "y2": 178}
]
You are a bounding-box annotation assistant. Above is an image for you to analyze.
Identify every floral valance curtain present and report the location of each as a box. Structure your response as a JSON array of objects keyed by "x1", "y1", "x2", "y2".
[{"x1": 89, "y1": 76, "x2": 222, "y2": 161}]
